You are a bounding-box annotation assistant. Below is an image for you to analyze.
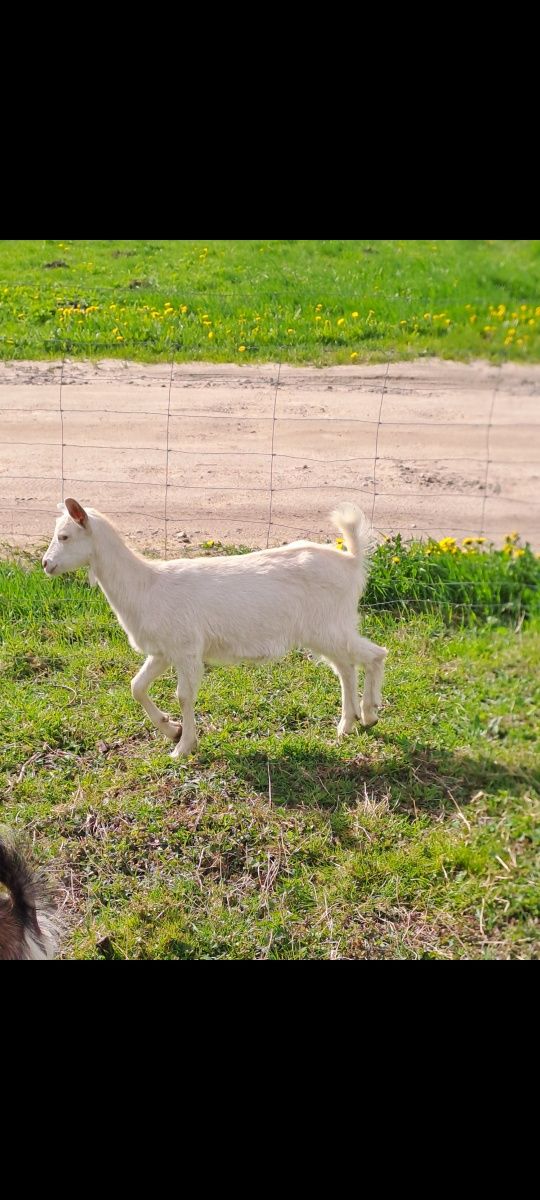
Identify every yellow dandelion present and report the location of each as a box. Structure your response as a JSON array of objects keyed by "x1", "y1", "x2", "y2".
[
  {"x1": 475, "y1": 537, "x2": 486, "y2": 544},
  {"x1": 462, "y1": 537, "x2": 475, "y2": 546},
  {"x1": 535, "y1": 307, "x2": 540, "y2": 317},
  {"x1": 351, "y1": 311, "x2": 359, "y2": 318},
  {"x1": 287, "y1": 328, "x2": 294, "y2": 334},
  {"x1": 335, "y1": 537, "x2": 344, "y2": 550},
  {"x1": 350, "y1": 352, "x2": 358, "y2": 360},
  {"x1": 181, "y1": 305, "x2": 188, "y2": 314},
  {"x1": 337, "y1": 317, "x2": 345, "y2": 326},
  {"x1": 445, "y1": 319, "x2": 451, "y2": 326},
  {"x1": 528, "y1": 319, "x2": 535, "y2": 326},
  {"x1": 208, "y1": 331, "x2": 214, "y2": 339},
  {"x1": 315, "y1": 315, "x2": 322, "y2": 321},
  {"x1": 469, "y1": 315, "x2": 477, "y2": 323},
  {"x1": 517, "y1": 338, "x2": 524, "y2": 346},
  {"x1": 316, "y1": 303, "x2": 322, "y2": 311},
  {"x1": 423, "y1": 313, "x2": 431, "y2": 320},
  {"x1": 399, "y1": 320, "x2": 407, "y2": 325},
  {"x1": 483, "y1": 326, "x2": 493, "y2": 333},
  {"x1": 520, "y1": 304, "x2": 527, "y2": 311},
  {"x1": 116, "y1": 335, "x2": 124, "y2": 342},
  {"x1": 513, "y1": 548, "x2": 525, "y2": 557},
  {"x1": 238, "y1": 345, "x2": 246, "y2": 352},
  {"x1": 391, "y1": 556, "x2": 400, "y2": 564}
]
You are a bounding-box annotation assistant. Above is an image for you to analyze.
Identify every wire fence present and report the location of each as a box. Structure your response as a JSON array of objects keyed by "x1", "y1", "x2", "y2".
[{"x1": 1, "y1": 349, "x2": 539, "y2": 615}]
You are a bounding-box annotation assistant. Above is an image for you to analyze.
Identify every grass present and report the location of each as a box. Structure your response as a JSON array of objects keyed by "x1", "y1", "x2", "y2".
[
  {"x1": 1, "y1": 239, "x2": 540, "y2": 364},
  {"x1": 1, "y1": 545, "x2": 539, "y2": 959}
]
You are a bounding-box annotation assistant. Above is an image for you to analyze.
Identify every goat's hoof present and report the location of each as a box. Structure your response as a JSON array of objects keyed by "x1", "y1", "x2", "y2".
[
  {"x1": 337, "y1": 716, "x2": 356, "y2": 737},
  {"x1": 360, "y1": 703, "x2": 379, "y2": 728},
  {"x1": 170, "y1": 737, "x2": 197, "y2": 758},
  {"x1": 161, "y1": 716, "x2": 182, "y2": 742}
]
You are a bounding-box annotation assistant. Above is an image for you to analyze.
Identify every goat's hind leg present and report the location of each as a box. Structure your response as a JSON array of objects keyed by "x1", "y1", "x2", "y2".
[
  {"x1": 131, "y1": 655, "x2": 181, "y2": 742},
  {"x1": 326, "y1": 660, "x2": 361, "y2": 737},
  {"x1": 355, "y1": 635, "x2": 387, "y2": 727}
]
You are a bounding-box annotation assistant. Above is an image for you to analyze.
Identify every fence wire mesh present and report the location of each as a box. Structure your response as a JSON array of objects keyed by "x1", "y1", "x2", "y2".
[{"x1": 1, "y1": 346, "x2": 539, "y2": 616}]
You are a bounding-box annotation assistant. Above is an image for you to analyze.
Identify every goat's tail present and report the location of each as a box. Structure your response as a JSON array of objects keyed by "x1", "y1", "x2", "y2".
[
  {"x1": 0, "y1": 829, "x2": 60, "y2": 960},
  {"x1": 331, "y1": 503, "x2": 373, "y2": 560}
]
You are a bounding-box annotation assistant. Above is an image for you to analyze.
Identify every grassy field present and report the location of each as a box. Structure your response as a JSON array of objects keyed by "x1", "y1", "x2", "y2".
[
  {"x1": 1, "y1": 239, "x2": 540, "y2": 364},
  {"x1": 1, "y1": 542, "x2": 539, "y2": 960}
]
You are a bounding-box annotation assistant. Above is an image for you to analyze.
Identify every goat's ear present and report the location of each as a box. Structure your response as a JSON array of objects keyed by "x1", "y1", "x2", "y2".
[{"x1": 65, "y1": 498, "x2": 88, "y2": 527}]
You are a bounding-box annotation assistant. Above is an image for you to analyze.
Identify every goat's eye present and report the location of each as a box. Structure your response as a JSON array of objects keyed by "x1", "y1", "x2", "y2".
[{"x1": 59, "y1": 534, "x2": 68, "y2": 542}]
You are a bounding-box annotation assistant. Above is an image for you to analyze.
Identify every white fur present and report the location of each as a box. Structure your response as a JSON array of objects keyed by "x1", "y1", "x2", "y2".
[{"x1": 43, "y1": 501, "x2": 387, "y2": 756}]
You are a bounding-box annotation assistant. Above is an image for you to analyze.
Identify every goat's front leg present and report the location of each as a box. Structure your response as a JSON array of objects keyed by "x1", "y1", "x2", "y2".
[
  {"x1": 131, "y1": 655, "x2": 181, "y2": 742},
  {"x1": 170, "y1": 656, "x2": 204, "y2": 757}
]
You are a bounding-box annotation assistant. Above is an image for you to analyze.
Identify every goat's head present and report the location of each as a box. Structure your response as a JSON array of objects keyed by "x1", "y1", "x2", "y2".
[{"x1": 42, "y1": 498, "x2": 92, "y2": 576}]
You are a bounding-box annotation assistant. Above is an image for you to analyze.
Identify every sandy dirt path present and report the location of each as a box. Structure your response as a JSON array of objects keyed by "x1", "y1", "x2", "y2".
[{"x1": 1, "y1": 358, "x2": 539, "y2": 551}]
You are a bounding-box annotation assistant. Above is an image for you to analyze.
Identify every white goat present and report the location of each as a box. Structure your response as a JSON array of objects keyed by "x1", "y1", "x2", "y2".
[{"x1": 43, "y1": 499, "x2": 387, "y2": 756}]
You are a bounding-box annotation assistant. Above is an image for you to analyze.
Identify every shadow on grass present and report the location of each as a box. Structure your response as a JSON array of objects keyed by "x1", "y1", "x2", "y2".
[{"x1": 208, "y1": 735, "x2": 539, "y2": 819}]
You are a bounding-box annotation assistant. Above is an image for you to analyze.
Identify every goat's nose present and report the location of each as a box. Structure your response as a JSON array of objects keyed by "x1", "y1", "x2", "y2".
[{"x1": 42, "y1": 556, "x2": 48, "y2": 568}]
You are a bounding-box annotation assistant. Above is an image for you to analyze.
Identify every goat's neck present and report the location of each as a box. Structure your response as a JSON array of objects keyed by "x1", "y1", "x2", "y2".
[{"x1": 90, "y1": 523, "x2": 155, "y2": 632}]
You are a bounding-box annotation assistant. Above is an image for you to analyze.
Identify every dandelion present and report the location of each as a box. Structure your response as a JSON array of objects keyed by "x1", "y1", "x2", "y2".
[
  {"x1": 116, "y1": 335, "x2": 124, "y2": 341},
  {"x1": 337, "y1": 318, "x2": 345, "y2": 326},
  {"x1": 423, "y1": 313, "x2": 431, "y2": 320},
  {"x1": 536, "y1": 307, "x2": 540, "y2": 317},
  {"x1": 287, "y1": 328, "x2": 294, "y2": 334},
  {"x1": 462, "y1": 537, "x2": 475, "y2": 546},
  {"x1": 399, "y1": 320, "x2": 407, "y2": 325},
  {"x1": 445, "y1": 319, "x2": 451, "y2": 326},
  {"x1": 315, "y1": 315, "x2": 322, "y2": 321},
  {"x1": 181, "y1": 305, "x2": 188, "y2": 314},
  {"x1": 350, "y1": 352, "x2": 358, "y2": 360},
  {"x1": 475, "y1": 537, "x2": 486, "y2": 544},
  {"x1": 238, "y1": 345, "x2": 246, "y2": 352},
  {"x1": 391, "y1": 555, "x2": 400, "y2": 564},
  {"x1": 520, "y1": 304, "x2": 527, "y2": 312},
  {"x1": 517, "y1": 338, "x2": 524, "y2": 346},
  {"x1": 208, "y1": 331, "x2": 214, "y2": 339},
  {"x1": 439, "y1": 536, "x2": 457, "y2": 553},
  {"x1": 513, "y1": 548, "x2": 525, "y2": 557},
  {"x1": 483, "y1": 326, "x2": 493, "y2": 333},
  {"x1": 528, "y1": 319, "x2": 535, "y2": 326},
  {"x1": 335, "y1": 537, "x2": 344, "y2": 550},
  {"x1": 316, "y1": 303, "x2": 322, "y2": 311},
  {"x1": 351, "y1": 311, "x2": 359, "y2": 318},
  {"x1": 469, "y1": 315, "x2": 477, "y2": 323}
]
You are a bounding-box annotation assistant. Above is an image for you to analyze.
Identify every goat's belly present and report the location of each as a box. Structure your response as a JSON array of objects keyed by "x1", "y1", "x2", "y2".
[{"x1": 204, "y1": 636, "x2": 292, "y2": 666}]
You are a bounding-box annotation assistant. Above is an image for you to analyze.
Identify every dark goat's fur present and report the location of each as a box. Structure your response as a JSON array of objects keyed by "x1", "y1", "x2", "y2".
[{"x1": 0, "y1": 831, "x2": 59, "y2": 960}]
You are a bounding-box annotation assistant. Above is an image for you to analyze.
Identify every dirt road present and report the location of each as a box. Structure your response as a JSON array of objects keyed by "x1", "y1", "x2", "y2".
[{"x1": 1, "y1": 358, "x2": 539, "y2": 551}]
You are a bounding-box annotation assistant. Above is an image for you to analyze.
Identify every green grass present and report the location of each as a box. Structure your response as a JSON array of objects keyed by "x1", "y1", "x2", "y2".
[
  {"x1": 1, "y1": 239, "x2": 540, "y2": 364},
  {"x1": 1, "y1": 548, "x2": 539, "y2": 959}
]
